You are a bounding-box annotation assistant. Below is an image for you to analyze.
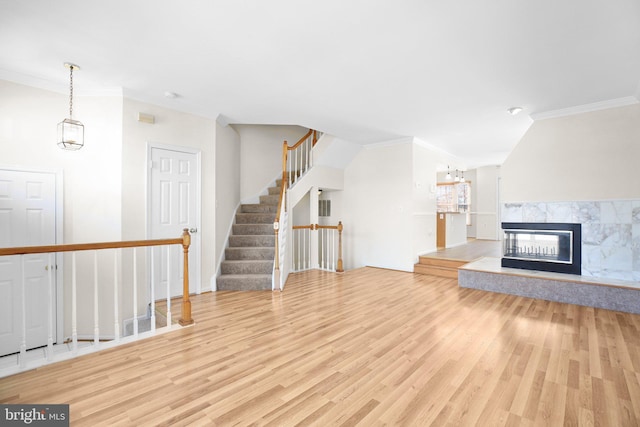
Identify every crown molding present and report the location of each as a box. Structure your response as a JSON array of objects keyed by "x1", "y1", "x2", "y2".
[{"x1": 530, "y1": 96, "x2": 640, "y2": 121}]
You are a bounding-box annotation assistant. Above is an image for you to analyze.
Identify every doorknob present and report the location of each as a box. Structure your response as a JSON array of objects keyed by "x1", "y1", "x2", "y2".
[{"x1": 189, "y1": 228, "x2": 198, "y2": 234}]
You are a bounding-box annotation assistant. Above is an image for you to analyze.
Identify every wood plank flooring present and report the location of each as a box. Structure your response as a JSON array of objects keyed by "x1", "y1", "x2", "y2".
[
  {"x1": 426, "y1": 238, "x2": 503, "y2": 262},
  {"x1": 2, "y1": 267, "x2": 640, "y2": 426}
]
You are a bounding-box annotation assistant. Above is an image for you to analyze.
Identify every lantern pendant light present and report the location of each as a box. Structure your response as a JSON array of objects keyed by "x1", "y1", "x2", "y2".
[{"x1": 57, "y1": 62, "x2": 84, "y2": 150}]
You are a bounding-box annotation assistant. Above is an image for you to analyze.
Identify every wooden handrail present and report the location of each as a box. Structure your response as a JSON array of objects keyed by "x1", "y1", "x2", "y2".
[
  {"x1": 287, "y1": 129, "x2": 314, "y2": 151},
  {"x1": 293, "y1": 225, "x2": 315, "y2": 230},
  {"x1": 0, "y1": 229, "x2": 194, "y2": 325},
  {"x1": 0, "y1": 237, "x2": 184, "y2": 256},
  {"x1": 316, "y1": 225, "x2": 340, "y2": 230}
]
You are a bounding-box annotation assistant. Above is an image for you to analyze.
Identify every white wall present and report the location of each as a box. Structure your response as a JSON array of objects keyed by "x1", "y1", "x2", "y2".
[
  {"x1": 121, "y1": 98, "x2": 216, "y2": 305},
  {"x1": 501, "y1": 104, "x2": 640, "y2": 202},
  {"x1": 474, "y1": 165, "x2": 500, "y2": 240},
  {"x1": 342, "y1": 140, "x2": 415, "y2": 271},
  {"x1": 214, "y1": 122, "x2": 241, "y2": 285},
  {"x1": 500, "y1": 104, "x2": 640, "y2": 281},
  {"x1": 292, "y1": 191, "x2": 311, "y2": 226},
  {"x1": 0, "y1": 80, "x2": 224, "y2": 338},
  {"x1": 234, "y1": 124, "x2": 307, "y2": 201},
  {"x1": 412, "y1": 143, "x2": 438, "y2": 257},
  {"x1": 0, "y1": 80, "x2": 123, "y2": 337}
]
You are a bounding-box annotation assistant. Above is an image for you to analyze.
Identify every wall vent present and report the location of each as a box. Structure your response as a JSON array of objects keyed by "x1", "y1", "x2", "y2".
[{"x1": 319, "y1": 200, "x2": 331, "y2": 217}]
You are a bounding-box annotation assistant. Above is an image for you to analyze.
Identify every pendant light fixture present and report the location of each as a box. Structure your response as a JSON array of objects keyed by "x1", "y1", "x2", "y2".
[
  {"x1": 57, "y1": 62, "x2": 84, "y2": 150},
  {"x1": 455, "y1": 169, "x2": 460, "y2": 182},
  {"x1": 445, "y1": 165, "x2": 452, "y2": 180},
  {"x1": 460, "y1": 170, "x2": 465, "y2": 183}
]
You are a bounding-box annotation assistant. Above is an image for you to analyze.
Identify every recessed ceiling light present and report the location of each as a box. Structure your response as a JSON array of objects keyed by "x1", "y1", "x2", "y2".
[
  {"x1": 507, "y1": 107, "x2": 523, "y2": 115},
  {"x1": 164, "y1": 91, "x2": 178, "y2": 99}
]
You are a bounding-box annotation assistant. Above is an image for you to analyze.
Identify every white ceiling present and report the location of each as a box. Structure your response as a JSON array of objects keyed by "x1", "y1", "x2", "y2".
[{"x1": 1, "y1": 0, "x2": 639, "y2": 167}]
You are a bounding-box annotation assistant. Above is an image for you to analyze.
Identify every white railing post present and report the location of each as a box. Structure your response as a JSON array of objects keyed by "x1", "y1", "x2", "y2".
[
  {"x1": 47, "y1": 253, "x2": 54, "y2": 361},
  {"x1": 93, "y1": 251, "x2": 99, "y2": 345},
  {"x1": 150, "y1": 246, "x2": 156, "y2": 332},
  {"x1": 72, "y1": 252, "x2": 78, "y2": 354},
  {"x1": 332, "y1": 229, "x2": 336, "y2": 271},
  {"x1": 133, "y1": 248, "x2": 138, "y2": 336},
  {"x1": 113, "y1": 249, "x2": 120, "y2": 342},
  {"x1": 166, "y1": 246, "x2": 171, "y2": 327},
  {"x1": 19, "y1": 256, "x2": 26, "y2": 368}
]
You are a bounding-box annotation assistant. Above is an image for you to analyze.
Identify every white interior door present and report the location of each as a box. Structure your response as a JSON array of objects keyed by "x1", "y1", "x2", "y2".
[
  {"x1": 149, "y1": 146, "x2": 200, "y2": 301},
  {"x1": 0, "y1": 169, "x2": 57, "y2": 357}
]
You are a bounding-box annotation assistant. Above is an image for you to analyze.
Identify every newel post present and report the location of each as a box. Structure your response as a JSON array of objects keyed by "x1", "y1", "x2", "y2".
[
  {"x1": 179, "y1": 229, "x2": 194, "y2": 326},
  {"x1": 273, "y1": 221, "x2": 281, "y2": 291},
  {"x1": 337, "y1": 221, "x2": 344, "y2": 273}
]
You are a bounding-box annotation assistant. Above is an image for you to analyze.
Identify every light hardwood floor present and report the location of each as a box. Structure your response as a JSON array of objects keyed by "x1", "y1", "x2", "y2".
[
  {"x1": 2, "y1": 267, "x2": 640, "y2": 426},
  {"x1": 427, "y1": 238, "x2": 503, "y2": 261}
]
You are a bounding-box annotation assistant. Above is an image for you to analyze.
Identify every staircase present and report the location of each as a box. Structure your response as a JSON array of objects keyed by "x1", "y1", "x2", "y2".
[
  {"x1": 216, "y1": 180, "x2": 281, "y2": 291},
  {"x1": 413, "y1": 256, "x2": 468, "y2": 279}
]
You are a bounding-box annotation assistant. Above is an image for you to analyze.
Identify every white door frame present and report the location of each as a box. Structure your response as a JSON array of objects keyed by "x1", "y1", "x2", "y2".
[
  {"x1": 0, "y1": 165, "x2": 64, "y2": 345},
  {"x1": 145, "y1": 143, "x2": 202, "y2": 295}
]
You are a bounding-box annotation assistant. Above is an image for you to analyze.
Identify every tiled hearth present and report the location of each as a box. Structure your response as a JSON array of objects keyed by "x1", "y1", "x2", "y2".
[{"x1": 502, "y1": 200, "x2": 640, "y2": 282}]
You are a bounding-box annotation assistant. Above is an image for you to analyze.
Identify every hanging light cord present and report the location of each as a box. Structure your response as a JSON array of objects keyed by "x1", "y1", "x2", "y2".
[{"x1": 69, "y1": 65, "x2": 74, "y2": 119}]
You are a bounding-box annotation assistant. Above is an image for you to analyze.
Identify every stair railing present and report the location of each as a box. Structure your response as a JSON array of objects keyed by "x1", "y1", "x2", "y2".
[
  {"x1": 285, "y1": 129, "x2": 319, "y2": 187},
  {"x1": 292, "y1": 222, "x2": 344, "y2": 273},
  {"x1": 274, "y1": 129, "x2": 320, "y2": 290},
  {"x1": 0, "y1": 230, "x2": 192, "y2": 372}
]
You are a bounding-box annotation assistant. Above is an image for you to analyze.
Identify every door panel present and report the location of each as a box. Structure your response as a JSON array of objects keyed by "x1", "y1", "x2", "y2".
[
  {"x1": 149, "y1": 147, "x2": 200, "y2": 300},
  {"x1": 0, "y1": 170, "x2": 56, "y2": 356}
]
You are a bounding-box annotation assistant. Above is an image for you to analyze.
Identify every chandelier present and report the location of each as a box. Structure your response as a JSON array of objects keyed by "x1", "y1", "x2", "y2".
[{"x1": 57, "y1": 62, "x2": 84, "y2": 150}]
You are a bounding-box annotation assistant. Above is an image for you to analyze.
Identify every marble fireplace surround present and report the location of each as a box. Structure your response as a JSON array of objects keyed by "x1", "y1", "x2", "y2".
[{"x1": 502, "y1": 200, "x2": 640, "y2": 283}]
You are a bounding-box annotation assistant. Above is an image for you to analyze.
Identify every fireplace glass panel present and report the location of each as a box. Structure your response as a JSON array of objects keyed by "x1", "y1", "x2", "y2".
[{"x1": 503, "y1": 229, "x2": 572, "y2": 264}]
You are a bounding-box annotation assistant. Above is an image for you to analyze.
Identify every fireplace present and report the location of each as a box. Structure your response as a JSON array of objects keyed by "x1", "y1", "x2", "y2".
[{"x1": 501, "y1": 222, "x2": 581, "y2": 275}]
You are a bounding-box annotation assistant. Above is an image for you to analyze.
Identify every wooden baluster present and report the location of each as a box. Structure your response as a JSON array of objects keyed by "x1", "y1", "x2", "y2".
[
  {"x1": 47, "y1": 253, "x2": 54, "y2": 361},
  {"x1": 133, "y1": 248, "x2": 138, "y2": 336},
  {"x1": 72, "y1": 252, "x2": 78, "y2": 354},
  {"x1": 93, "y1": 251, "x2": 99, "y2": 345},
  {"x1": 337, "y1": 221, "x2": 344, "y2": 272},
  {"x1": 179, "y1": 229, "x2": 194, "y2": 326},
  {"x1": 113, "y1": 249, "x2": 120, "y2": 342}
]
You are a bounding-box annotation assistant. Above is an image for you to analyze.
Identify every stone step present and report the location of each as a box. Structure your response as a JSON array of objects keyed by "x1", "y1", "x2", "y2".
[
  {"x1": 235, "y1": 212, "x2": 276, "y2": 224},
  {"x1": 241, "y1": 204, "x2": 277, "y2": 213},
  {"x1": 216, "y1": 274, "x2": 272, "y2": 291},
  {"x1": 225, "y1": 247, "x2": 274, "y2": 261},
  {"x1": 232, "y1": 224, "x2": 274, "y2": 235},
  {"x1": 221, "y1": 260, "x2": 273, "y2": 275},
  {"x1": 229, "y1": 235, "x2": 275, "y2": 247},
  {"x1": 259, "y1": 194, "x2": 280, "y2": 205}
]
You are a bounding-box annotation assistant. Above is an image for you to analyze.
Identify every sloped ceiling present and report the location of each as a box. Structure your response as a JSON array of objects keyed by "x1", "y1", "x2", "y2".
[{"x1": 1, "y1": 0, "x2": 639, "y2": 167}]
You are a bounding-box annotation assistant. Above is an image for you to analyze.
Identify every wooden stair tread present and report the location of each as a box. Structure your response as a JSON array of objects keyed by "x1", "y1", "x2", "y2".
[
  {"x1": 416, "y1": 256, "x2": 469, "y2": 269},
  {"x1": 414, "y1": 256, "x2": 470, "y2": 279}
]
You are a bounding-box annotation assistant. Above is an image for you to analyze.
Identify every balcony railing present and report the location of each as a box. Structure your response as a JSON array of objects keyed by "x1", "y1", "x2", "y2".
[{"x1": 0, "y1": 230, "x2": 192, "y2": 375}]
